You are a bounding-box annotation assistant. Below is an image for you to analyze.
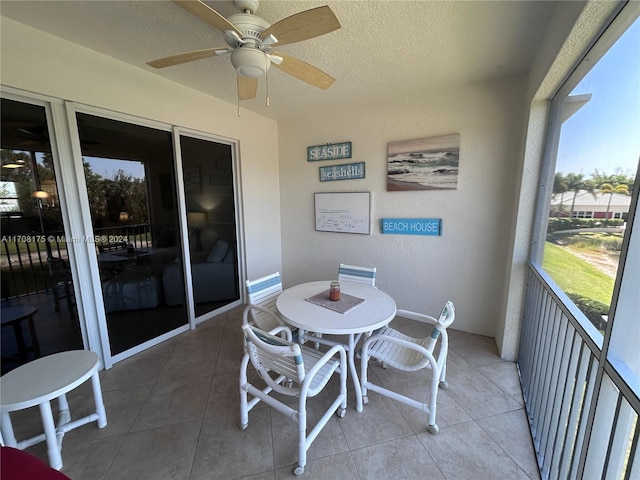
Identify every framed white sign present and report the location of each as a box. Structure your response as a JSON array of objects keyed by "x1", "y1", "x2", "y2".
[{"x1": 314, "y1": 192, "x2": 371, "y2": 234}]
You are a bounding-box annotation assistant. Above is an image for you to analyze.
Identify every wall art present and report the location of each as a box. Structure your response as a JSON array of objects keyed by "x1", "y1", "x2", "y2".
[
  {"x1": 314, "y1": 192, "x2": 370, "y2": 234},
  {"x1": 387, "y1": 134, "x2": 460, "y2": 191},
  {"x1": 307, "y1": 142, "x2": 352, "y2": 161},
  {"x1": 319, "y1": 162, "x2": 365, "y2": 182},
  {"x1": 380, "y1": 218, "x2": 442, "y2": 236}
]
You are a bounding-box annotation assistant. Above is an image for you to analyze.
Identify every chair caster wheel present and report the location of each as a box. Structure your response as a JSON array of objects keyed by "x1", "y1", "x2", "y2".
[
  {"x1": 293, "y1": 464, "x2": 304, "y2": 476},
  {"x1": 337, "y1": 407, "x2": 346, "y2": 418},
  {"x1": 439, "y1": 381, "x2": 448, "y2": 390},
  {"x1": 428, "y1": 424, "x2": 439, "y2": 434},
  {"x1": 238, "y1": 422, "x2": 248, "y2": 431},
  {"x1": 362, "y1": 395, "x2": 369, "y2": 405}
]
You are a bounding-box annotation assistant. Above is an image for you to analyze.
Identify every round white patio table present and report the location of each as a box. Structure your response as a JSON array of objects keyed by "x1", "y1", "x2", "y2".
[
  {"x1": 0, "y1": 350, "x2": 107, "y2": 470},
  {"x1": 276, "y1": 281, "x2": 396, "y2": 412}
]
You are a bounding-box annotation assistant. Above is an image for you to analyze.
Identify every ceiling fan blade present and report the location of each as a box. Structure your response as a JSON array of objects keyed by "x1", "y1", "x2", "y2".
[
  {"x1": 237, "y1": 75, "x2": 258, "y2": 100},
  {"x1": 147, "y1": 47, "x2": 228, "y2": 68},
  {"x1": 172, "y1": 1, "x2": 242, "y2": 36},
  {"x1": 261, "y1": 6, "x2": 340, "y2": 47},
  {"x1": 272, "y1": 52, "x2": 335, "y2": 90}
]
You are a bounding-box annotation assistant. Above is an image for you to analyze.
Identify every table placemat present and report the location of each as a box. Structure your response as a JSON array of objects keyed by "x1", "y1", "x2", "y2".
[{"x1": 306, "y1": 290, "x2": 365, "y2": 314}]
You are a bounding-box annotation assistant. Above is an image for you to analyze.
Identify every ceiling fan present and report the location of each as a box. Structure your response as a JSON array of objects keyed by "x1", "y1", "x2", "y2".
[{"x1": 147, "y1": 0, "x2": 341, "y2": 102}]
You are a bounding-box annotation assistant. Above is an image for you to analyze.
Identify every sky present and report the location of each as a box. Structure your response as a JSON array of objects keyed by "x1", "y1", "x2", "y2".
[
  {"x1": 556, "y1": 17, "x2": 639, "y2": 179},
  {"x1": 85, "y1": 156, "x2": 146, "y2": 180}
]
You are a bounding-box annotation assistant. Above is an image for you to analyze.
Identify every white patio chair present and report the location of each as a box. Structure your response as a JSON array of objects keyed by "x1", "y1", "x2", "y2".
[
  {"x1": 245, "y1": 271, "x2": 286, "y2": 331},
  {"x1": 339, "y1": 263, "x2": 378, "y2": 341},
  {"x1": 239, "y1": 319, "x2": 348, "y2": 476},
  {"x1": 338, "y1": 263, "x2": 376, "y2": 286},
  {"x1": 360, "y1": 301, "x2": 455, "y2": 434},
  {"x1": 246, "y1": 271, "x2": 322, "y2": 346}
]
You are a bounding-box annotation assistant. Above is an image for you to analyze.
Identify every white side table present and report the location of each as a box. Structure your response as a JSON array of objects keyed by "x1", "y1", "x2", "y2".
[{"x1": 0, "y1": 350, "x2": 107, "y2": 470}]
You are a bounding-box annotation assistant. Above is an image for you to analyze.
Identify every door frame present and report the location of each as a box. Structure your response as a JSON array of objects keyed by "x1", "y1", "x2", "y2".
[
  {"x1": 0, "y1": 89, "x2": 94, "y2": 353},
  {"x1": 66, "y1": 102, "x2": 198, "y2": 367},
  {"x1": 172, "y1": 126, "x2": 245, "y2": 325}
]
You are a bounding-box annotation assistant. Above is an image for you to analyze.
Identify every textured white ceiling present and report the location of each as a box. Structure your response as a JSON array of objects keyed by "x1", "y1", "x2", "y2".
[{"x1": 1, "y1": 0, "x2": 557, "y2": 121}]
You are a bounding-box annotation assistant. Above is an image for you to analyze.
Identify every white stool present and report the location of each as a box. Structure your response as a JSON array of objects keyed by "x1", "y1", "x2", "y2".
[{"x1": 0, "y1": 350, "x2": 107, "y2": 470}]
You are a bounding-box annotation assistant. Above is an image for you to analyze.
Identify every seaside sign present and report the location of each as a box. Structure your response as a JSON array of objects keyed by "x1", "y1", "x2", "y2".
[
  {"x1": 319, "y1": 162, "x2": 365, "y2": 182},
  {"x1": 307, "y1": 142, "x2": 352, "y2": 162},
  {"x1": 380, "y1": 218, "x2": 442, "y2": 236}
]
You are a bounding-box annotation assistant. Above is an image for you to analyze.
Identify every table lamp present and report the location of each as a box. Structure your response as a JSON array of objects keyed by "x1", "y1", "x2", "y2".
[{"x1": 187, "y1": 211, "x2": 208, "y2": 251}]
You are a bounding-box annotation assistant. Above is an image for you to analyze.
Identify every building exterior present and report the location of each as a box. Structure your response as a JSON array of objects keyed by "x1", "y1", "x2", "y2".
[{"x1": 550, "y1": 190, "x2": 632, "y2": 219}]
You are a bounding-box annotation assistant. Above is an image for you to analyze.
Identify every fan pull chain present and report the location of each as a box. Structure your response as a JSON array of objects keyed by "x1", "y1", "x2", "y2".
[
  {"x1": 237, "y1": 80, "x2": 241, "y2": 116},
  {"x1": 265, "y1": 74, "x2": 270, "y2": 107},
  {"x1": 265, "y1": 55, "x2": 270, "y2": 107}
]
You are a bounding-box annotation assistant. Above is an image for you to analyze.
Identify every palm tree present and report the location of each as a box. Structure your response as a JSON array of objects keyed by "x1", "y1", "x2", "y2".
[
  {"x1": 566, "y1": 173, "x2": 595, "y2": 218},
  {"x1": 552, "y1": 172, "x2": 569, "y2": 217},
  {"x1": 599, "y1": 182, "x2": 630, "y2": 219}
]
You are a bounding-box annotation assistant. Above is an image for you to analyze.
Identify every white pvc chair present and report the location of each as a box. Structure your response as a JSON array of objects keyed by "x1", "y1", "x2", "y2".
[
  {"x1": 239, "y1": 313, "x2": 347, "y2": 476},
  {"x1": 246, "y1": 272, "x2": 322, "y2": 346},
  {"x1": 245, "y1": 271, "x2": 286, "y2": 332},
  {"x1": 339, "y1": 263, "x2": 378, "y2": 340},
  {"x1": 360, "y1": 301, "x2": 455, "y2": 434},
  {"x1": 338, "y1": 263, "x2": 376, "y2": 286}
]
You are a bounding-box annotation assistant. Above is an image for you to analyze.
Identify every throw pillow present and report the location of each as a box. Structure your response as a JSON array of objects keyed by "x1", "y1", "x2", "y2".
[{"x1": 207, "y1": 240, "x2": 229, "y2": 263}]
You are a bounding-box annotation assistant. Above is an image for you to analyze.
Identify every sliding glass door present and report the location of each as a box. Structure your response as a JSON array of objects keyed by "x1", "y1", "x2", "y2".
[
  {"x1": 2, "y1": 95, "x2": 243, "y2": 365},
  {"x1": 76, "y1": 112, "x2": 189, "y2": 356},
  {"x1": 179, "y1": 133, "x2": 240, "y2": 319},
  {"x1": 1, "y1": 97, "x2": 83, "y2": 373}
]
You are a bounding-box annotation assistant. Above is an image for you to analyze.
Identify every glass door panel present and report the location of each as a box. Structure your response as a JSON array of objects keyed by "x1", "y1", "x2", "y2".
[
  {"x1": 76, "y1": 112, "x2": 188, "y2": 355},
  {"x1": 1, "y1": 97, "x2": 83, "y2": 373},
  {"x1": 180, "y1": 135, "x2": 240, "y2": 318}
]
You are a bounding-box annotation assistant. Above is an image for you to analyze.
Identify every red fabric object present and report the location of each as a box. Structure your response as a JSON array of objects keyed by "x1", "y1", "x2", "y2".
[{"x1": 0, "y1": 446, "x2": 71, "y2": 480}]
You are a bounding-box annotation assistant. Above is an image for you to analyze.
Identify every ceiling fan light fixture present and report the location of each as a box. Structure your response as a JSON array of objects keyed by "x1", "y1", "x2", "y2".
[
  {"x1": 150, "y1": 1, "x2": 341, "y2": 96},
  {"x1": 231, "y1": 48, "x2": 270, "y2": 78}
]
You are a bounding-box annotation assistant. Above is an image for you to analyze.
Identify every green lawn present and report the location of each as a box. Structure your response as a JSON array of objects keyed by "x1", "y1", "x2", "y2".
[{"x1": 542, "y1": 242, "x2": 614, "y2": 305}]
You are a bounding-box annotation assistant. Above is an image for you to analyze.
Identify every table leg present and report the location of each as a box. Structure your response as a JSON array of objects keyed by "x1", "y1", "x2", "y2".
[
  {"x1": 39, "y1": 400, "x2": 63, "y2": 470},
  {"x1": 91, "y1": 372, "x2": 107, "y2": 428},
  {"x1": 347, "y1": 334, "x2": 364, "y2": 412},
  {"x1": 11, "y1": 322, "x2": 28, "y2": 363},
  {"x1": 1, "y1": 410, "x2": 18, "y2": 447},
  {"x1": 26, "y1": 314, "x2": 41, "y2": 358},
  {"x1": 57, "y1": 393, "x2": 71, "y2": 427}
]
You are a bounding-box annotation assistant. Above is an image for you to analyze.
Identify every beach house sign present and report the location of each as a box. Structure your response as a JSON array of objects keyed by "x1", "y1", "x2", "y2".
[
  {"x1": 307, "y1": 142, "x2": 352, "y2": 162},
  {"x1": 381, "y1": 218, "x2": 442, "y2": 236}
]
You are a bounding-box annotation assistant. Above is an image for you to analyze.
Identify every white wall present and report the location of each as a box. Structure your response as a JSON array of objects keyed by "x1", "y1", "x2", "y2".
[
  {"x1": 278, "y1": 77, "x2": 527, "y2": 337},
  {"x1": 0, "y1": 17, "x2": 282, "y2": 281}
]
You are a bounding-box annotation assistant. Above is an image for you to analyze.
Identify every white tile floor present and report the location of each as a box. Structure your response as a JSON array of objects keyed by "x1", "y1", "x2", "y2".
[{"x1": 13, "y1": 306, "x2": 540, "y2": 479}]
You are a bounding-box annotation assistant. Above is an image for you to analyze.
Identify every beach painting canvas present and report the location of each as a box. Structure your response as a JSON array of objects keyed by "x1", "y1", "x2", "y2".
[{"x1": 387, "y1": 134, "x2": 460, "y2": 191}]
